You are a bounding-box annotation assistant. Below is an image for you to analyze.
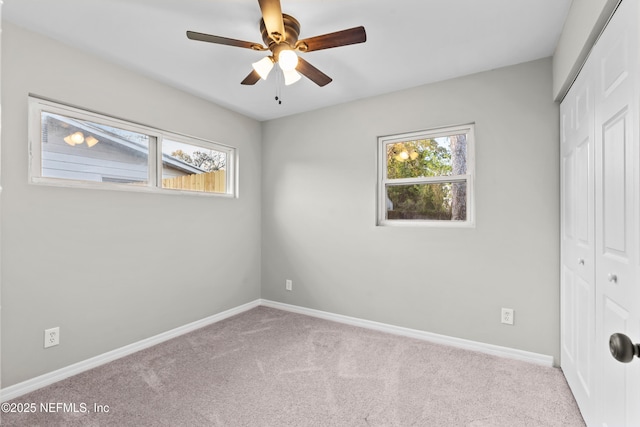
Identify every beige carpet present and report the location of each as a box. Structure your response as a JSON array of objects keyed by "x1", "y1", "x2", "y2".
[{"x1": 2, "y1": 306, "x2": 584, "y2": 426}]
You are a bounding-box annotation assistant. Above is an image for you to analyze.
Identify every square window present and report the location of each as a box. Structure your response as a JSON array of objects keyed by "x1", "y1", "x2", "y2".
[{"x1": 378, "y1": 125, "x2": 475, "y2": 226}]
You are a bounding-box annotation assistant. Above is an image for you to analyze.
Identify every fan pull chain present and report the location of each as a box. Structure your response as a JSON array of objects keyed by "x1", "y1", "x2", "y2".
[{"x1": 274, "y1": 68, "x2": 283, "y2": 105}]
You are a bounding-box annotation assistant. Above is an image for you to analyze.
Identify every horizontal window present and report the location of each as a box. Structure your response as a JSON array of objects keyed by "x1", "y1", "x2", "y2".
[
  {"x1": 29, "y1": 97, "x2": 236, "y2": 196},
  {"x1": 378, "y1": 124, "x2": 475, "y2": 226}
]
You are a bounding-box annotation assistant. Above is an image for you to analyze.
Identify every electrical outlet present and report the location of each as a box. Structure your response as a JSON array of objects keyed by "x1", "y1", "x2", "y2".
[
  {"x1": 501, "y1": 308, "x2": 514, "y2": 325},
  {"x1": 44, "y1": 327, "x2": 60, "y2": 348},
  {"x1": 285, "y1": 279, "x2": 292, "y2": 291}
]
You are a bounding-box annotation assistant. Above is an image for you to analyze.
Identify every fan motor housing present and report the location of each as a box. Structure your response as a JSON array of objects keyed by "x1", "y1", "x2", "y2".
[{"x1": 260, "y1": 14, "x2": 301, "y2": 49}]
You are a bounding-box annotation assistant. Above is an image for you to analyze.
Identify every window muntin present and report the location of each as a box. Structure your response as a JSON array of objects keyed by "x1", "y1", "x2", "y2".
[
  {"x1": 29, "y1": 97, "x2": 236, "y2": 196},
  {"x1": 378, "y1": 124, "x2": 474, "y2": 226}
]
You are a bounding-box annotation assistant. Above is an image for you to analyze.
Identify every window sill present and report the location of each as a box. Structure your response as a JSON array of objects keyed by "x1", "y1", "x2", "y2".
[
  {"x1": 377, "y1": 219, "x2": 475, "y2": 228},
  {"x1": 29, "y1": 177, "x2": 236, "y2": 198}
]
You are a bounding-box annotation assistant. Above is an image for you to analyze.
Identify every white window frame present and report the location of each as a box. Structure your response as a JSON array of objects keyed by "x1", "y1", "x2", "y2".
[
  {"x1": 377, "y1": 123, "x2": 475, "y2": 227},
  {"x1": 28, "y1": 96, "x2": 237, "y2": 197}
]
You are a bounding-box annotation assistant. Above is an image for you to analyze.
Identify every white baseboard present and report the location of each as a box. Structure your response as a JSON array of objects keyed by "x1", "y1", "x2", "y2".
[
  {"x1": 2, "y1": 298, "x2": 553, "y2": 402},
  {"x1": 260, "y1": 299, "x2": 555, "y2": 367},
  {"x1": 0, "y1": 300, "x2": 261, "y2": 403}
]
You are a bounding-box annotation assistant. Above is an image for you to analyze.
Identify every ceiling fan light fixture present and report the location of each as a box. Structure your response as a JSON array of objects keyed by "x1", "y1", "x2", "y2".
[
  {"x1": 64, "y1": 131, "x2": 85, "y2": 146},
  {"x1": 278, "y1": 49, "x2": 298, "y2": 71},
  {"x1": 252, "y1": 56, "x2": 274, "y2": 80},
  {"x1": 186, "y1": 2, "x2": 367, "y2": 88},
  {"x1": 283, "y1": 68, "x2": 301, "y2": 86}
]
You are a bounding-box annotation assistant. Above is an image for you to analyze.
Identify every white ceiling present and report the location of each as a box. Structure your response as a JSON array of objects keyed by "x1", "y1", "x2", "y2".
[{"x1": 3, "y1": 0, "x2": 572, "y2": 121}]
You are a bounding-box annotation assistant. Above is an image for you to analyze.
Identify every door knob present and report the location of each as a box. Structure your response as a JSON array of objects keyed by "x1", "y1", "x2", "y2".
[
  {"x1": 609, "y1": 333, "x2": 640, "y2": 363},
  {"x1": 578, "y1": 258, "x2": 585, "y2": 265},
  {"x1": 608, "y1": 273, "x2": 618, "y2": 283}
]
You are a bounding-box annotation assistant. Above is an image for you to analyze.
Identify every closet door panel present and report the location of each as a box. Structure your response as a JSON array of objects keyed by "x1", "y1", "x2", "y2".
[
  {"x1": 575, "y1": 136, "x2": 594, "y2": 279},
  {"x1": 575, "y1": 140, "x2": 590, "y2": 245},
  {"x1": 561, "y1": 266, "x2": 575, "y2": 361},
  {"x1": 601, "y1": 111, "x2": 630, "y2": 261},
  {"x1": 575, "y1": 274, "x2": 594, "y2": 392},
  {"x1": 601, "y1": 297, "x2": 631, "y2": 427}
]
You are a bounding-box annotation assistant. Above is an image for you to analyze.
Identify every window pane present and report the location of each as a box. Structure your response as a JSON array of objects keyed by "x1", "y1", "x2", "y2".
[
  {"x1": 41, "y1": 112, "x2": 149, "y2": 184},
  {"x1": 386, "y1": 182, "x2": 467, "y2": 221},
  {"x1": 386, "y1": 134, "x2": 467, "y2": 179},
  {"x1": 161, "y1": 139, "x2": 227, "y2": 193}
]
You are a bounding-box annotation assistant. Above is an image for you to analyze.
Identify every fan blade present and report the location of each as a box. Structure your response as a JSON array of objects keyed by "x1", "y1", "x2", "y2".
[
  {"x1": 187, "y1": 31, "x2": 265, "y2": 50},
  {"x1": 296, "y1": 26, "x2": 366, "y2": 52},
  {"x1": 297, "y1": 57, "x2": 332, "y2": 87},
  {"x1": 241, "y1": 70, "x2": 262, "y2": 85},
  {"x1": 258, "y1": 0, "x2": 285, "y2": 42}
]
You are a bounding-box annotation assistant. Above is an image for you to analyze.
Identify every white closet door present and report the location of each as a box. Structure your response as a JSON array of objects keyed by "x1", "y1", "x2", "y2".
[
  {"x1": 593, "y1": 0, "x2": 640, "y2": 425},
  {"x1": 560, "y1": 66, "x2": 596, "y2": 425}
]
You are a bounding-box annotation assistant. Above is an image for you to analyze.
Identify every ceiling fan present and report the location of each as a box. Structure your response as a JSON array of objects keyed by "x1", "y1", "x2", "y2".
[{"x1": 186, "y1": 0, "x2": 367, "y2": 87}]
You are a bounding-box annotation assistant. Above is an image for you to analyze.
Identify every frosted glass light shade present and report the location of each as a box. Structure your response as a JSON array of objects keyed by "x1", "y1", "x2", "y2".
[
  {"x1": 252, "y1": 56, "x2": 274, "y2": 80},
  {"x1": 278, "y1": 49, "x2": 298, "y2": 71},
  {"x1": 85, "y1": 135, "x2": 99, "y2": 147},
  {"x1": 283, "y1": 69, "x2": 302, "y2": 86}
]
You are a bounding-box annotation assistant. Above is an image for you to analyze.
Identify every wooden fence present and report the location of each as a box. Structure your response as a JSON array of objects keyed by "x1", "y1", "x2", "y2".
[{"x1": 162, "y1": 170, "x2": 226, "y2": 193}]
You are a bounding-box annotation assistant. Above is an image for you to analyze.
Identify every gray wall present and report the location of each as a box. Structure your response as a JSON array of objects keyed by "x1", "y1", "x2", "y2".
[
  {"x1": 2, "y1": 19, "x2": 563, "y2": 388},
  {"x1": 262, "y1": 58, "x2": 561, "y2": 362},
  {"x1": 1, "y1": 23, "x2": 262, "y2": 387},
  {"x1": 553, "y1": 0, "x2": 620, "y2": 100}
]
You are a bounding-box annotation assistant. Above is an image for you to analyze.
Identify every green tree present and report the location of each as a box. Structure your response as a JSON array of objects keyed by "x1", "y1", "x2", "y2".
[
  {"x1": 170, "y1": 149, "x2": 226, "y2": 172},
  {"x1": 191, "y1": 151, "x2": 226, "y2": 171},
  {"x1": 171, "y1": 149, "x2": 193, "y2": 164}
]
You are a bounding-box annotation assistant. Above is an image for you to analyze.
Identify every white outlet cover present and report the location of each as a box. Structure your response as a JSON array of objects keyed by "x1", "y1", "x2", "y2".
[
  {"x1": 44, "y1": 327, "x2": 60, "y2": 348},
  {"x1": 501, "y1": 308, "x2": 514, "y2": 325}
]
